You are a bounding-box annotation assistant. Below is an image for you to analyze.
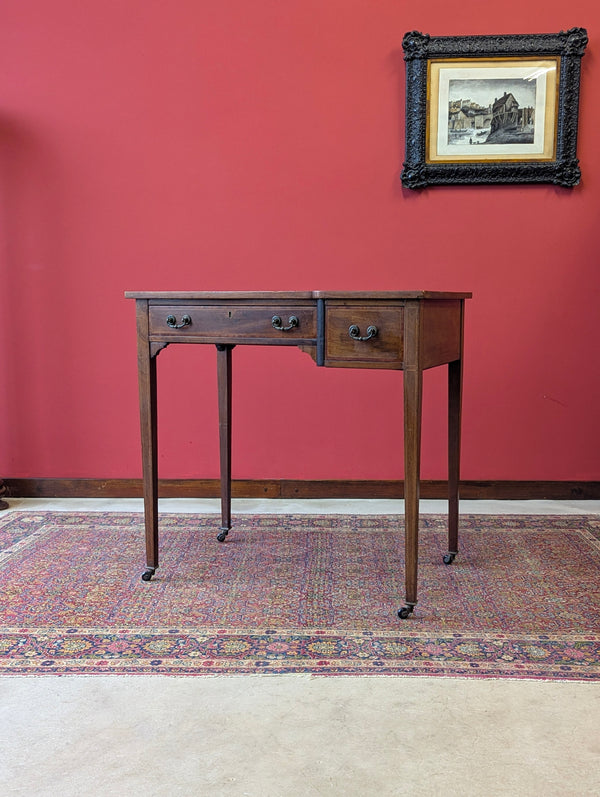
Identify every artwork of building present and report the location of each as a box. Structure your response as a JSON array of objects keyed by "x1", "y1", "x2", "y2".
[
  {"x1": 448, "y1": 99, "x2": 492, "y2": 131},
  {"x1": 491, "y1": 92, "x2": 535, "y2": 133},
  {"x1": 448, "y1": 92, "x2": 535, "y2": 144}
]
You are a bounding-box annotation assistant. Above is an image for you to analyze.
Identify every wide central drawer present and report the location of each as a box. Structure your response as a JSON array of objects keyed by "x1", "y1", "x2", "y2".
[
  {"x1": 324, "y1": 304, "x2": 404, "y2": 367},
  {"x1": 148, "y1": 304, "x2": 317, "y2": 341}
]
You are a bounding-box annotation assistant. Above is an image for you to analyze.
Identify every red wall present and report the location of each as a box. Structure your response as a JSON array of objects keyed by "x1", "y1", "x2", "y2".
[{"x1": 1, "y1": 1, "x2": 598, "y2": 482}]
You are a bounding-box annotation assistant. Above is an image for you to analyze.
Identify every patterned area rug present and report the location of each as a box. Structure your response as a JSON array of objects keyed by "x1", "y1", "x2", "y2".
[{"x1": 1, "y1": 512, "x2": 599, "y2": 679}]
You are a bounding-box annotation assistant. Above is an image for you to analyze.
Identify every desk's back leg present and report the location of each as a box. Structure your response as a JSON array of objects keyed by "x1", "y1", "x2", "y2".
[
  {"x1": 446, "y1": 356, "x2": 463, "y2": 565},
  {"x1": 216, "y1": 344, "x2": 233, "y2": 541}
]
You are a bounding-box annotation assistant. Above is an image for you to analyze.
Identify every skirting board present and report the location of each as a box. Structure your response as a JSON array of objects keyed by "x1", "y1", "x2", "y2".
[{"x1": 3, "y1": 478, "x2": 600, "y2": 501}]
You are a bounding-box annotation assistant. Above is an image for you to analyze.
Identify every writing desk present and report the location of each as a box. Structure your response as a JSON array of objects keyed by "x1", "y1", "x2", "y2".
[{"x1": 125, "y1": 290, "x2": 471, "y2": 619}]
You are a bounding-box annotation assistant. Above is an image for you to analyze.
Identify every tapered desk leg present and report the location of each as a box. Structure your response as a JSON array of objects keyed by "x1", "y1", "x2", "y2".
[
  {"x1": 216, "y1": 344, "x2": 233, "y2": 542},
  {"x1": 139, "y1": 340, "x2": 159, "y2": 582},
  {"x1": 399, "y1": 366, "x2": 423, "y2": 619},
  {"x1": 446, "y1": 357, "x2": 463, "y2": 564}
]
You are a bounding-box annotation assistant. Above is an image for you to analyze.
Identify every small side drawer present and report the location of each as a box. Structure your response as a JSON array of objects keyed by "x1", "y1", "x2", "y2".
[
  {"x1": 148, "y1": 304, "x2": 317, "y2": 341},
  {"x1": 324, "y1": 305, "x2": 404, "y2": 367}
]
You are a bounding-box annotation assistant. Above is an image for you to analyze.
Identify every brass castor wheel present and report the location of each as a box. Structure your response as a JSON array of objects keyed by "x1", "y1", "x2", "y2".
[
  {"x1": 141, "y1": 567, "x2": 155, "y2": 582},
  {"x1": 397, "y1": 605, "x2": 414, "y2": 619},
  {"x1": 217, "y1": 529, "x2": 229, "y2": 542},
  {"x1": 443, "y1": 553, "x2": 456, "y2": 565}
]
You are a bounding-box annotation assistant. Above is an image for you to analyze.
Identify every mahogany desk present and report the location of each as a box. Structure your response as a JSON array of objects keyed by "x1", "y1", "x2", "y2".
[{"x1": 125, "y1": 291, "x2": 471, "y2": 619}]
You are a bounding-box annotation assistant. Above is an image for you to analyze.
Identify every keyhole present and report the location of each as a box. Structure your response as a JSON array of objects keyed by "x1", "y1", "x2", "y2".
[{"x1": 228, "y1": 311, "x2": 232, "y2": 318}]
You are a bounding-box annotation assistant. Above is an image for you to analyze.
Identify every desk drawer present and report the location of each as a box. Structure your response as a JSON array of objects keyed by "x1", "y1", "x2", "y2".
[
  {"x1": 324, "y1": 305, "x2": 403, "y2": 367},
  {"x1": 149, "y1": 304, "x2": 317, "y2": 341}
]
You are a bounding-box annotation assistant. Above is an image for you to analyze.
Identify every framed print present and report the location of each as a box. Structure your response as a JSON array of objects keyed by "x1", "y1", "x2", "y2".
[{"x1": 401, "y1": 29, "x2": 588, "y2": 188}]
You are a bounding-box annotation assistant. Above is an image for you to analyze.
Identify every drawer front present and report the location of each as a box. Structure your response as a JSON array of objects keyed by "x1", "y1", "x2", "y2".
[
  {"x1": 148, "y1": 304, "x2": 317, "y2": 340},
  {"x1": 324, "y1": 305, "x2": 403, "y2": 367}
]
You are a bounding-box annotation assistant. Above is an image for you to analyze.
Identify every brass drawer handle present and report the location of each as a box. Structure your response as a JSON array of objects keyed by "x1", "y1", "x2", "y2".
[
  {"x1": 272, "y1": 315, "x2": 299, "y2": 332},
  {"x1": 166, "y1": 314, "x2": 192, "y2": 329},
  {"x1": 348, "y1": 324, "x2": 378, "y2": 342}
]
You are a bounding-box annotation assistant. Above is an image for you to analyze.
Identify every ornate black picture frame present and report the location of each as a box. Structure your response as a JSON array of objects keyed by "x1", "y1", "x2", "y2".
[{"x1": 401, "y1": 28, "x2": 588, "y2": 188}]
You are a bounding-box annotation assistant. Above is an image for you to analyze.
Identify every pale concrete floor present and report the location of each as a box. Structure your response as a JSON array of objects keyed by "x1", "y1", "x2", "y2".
[{"x1": 1, "y1": 498, "x2": 599, "y2": 796}]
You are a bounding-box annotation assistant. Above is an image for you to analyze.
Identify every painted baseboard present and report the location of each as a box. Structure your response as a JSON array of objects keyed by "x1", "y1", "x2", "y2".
[{"x1": 3, "y1": 478, "x2": 600, "y2": 501}]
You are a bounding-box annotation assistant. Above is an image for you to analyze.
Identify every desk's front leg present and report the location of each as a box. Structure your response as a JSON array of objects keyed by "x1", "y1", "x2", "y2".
[
  {"x1": 216, "y1": 344, "x2": 233, "y2": 541},
  {"x1": 399, "y1": 366, "x2": 422, "y2": 619},
  {"x1": 137, "y1": 319, "x2": 159, "y2": 582}
]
